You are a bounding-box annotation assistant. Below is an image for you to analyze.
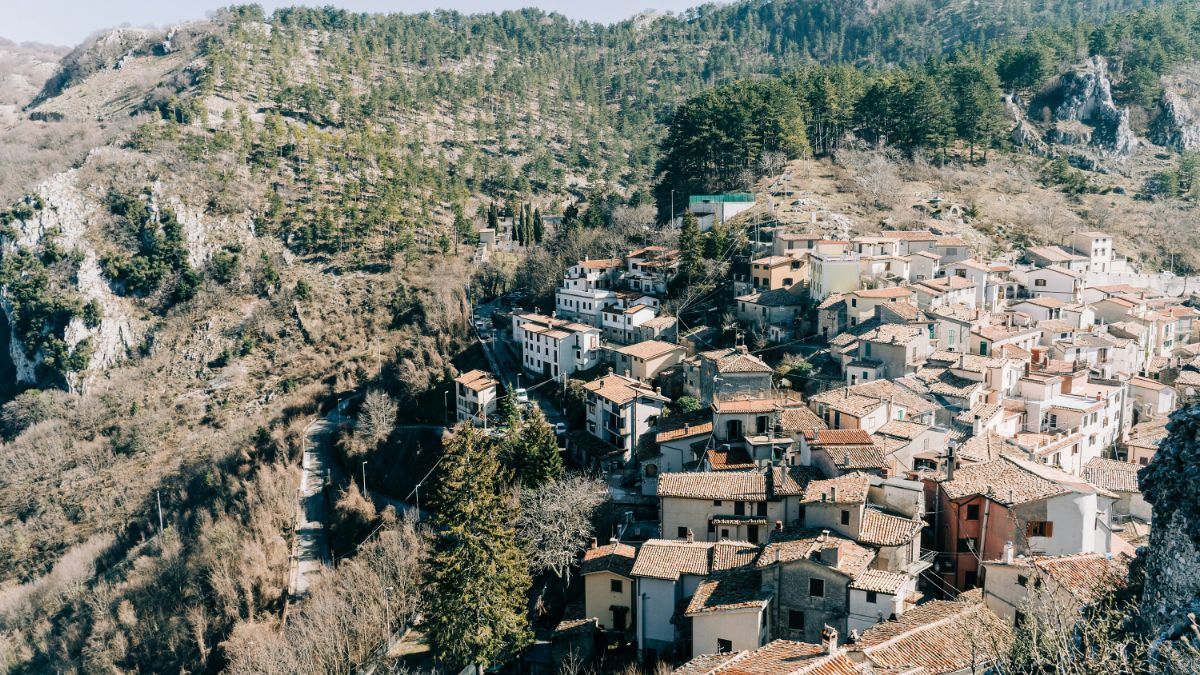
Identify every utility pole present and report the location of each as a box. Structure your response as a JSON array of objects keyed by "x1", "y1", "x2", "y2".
[
  {"x1": 361, "y1": 461, "x2": 369, "y2": 499},
  {"x1": 670, "y1": 190, "x2": 675, "y2": 226},
  {"x1": 384, "y1": 585, "x2": 394, "y2": 647},
  {"x1": 156, "y1": 490, "x2": 164, "y2": 535}
]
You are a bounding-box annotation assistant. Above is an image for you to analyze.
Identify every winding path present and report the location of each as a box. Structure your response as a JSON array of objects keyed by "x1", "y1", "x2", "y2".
[{"x1": 287, "y1": 401, "x2": 349, "y2": 599}]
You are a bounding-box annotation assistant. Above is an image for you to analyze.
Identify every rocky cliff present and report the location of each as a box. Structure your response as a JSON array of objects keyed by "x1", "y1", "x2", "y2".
[
  {"x1": 1151, "y1": 66, "x2": 1200, "y2": 152},
  {"x1": 1042, "y1": 55, "x2": 1137, "y2": 156}
]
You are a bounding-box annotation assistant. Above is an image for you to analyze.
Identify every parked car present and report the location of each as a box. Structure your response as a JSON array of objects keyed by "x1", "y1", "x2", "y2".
[{"x1": 515, "y1": 388, "x2": 529, "y2": 404}]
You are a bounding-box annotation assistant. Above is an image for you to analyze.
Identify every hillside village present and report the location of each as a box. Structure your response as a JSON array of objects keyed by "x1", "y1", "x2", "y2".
[{"x1": 453, "y1": 174, "x2": 1199, "y2": 671}]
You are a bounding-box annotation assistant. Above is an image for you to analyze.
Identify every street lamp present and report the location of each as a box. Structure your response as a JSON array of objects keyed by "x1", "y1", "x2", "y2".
[
  {"x1": 444, "y1": 390, "x2": 451, "y2": 426},
  {"x1": 384, "y1": 585, "x2": 394, "y2": 647},
  {"x1": 361, "y1": 461, "x2": 369, "y2": 499}
]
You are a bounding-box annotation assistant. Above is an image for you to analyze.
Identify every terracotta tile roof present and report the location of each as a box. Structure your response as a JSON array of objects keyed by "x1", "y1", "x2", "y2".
[
  {"x1": 581, "y1": 542, "x2": 637, "y2": 578},
  {"x1": 708, "y1": 447, "x2": 756, "y2": 471},
  {"x1": 879, "y1": 230, "x2": 937, "y2": 241},
  {"x1": 1082, "y1": 458, "x2": 1140, "y2": 493},
  {"x1": 675, "y1": 640, "x2": 861, "y2": 675},
  {"x1": 858, "y1": 509, "x2": 923, "y2": 547},
  {"x1": 1042, "y1": 264, "x2": 1082, "y2": 278},
  {"x1": 850, "y1": 569, "x2": 911, "y2": 594},
  {"x1": 810, "y1": 391, "x2": 888, "y2": 417},
  {"x1": 739, "y1": 288, "x2": 807, "y2": 307},
  {"x1": 780, "y1": 404, "x2": 828, "y2": 433},
  {"x1": 801, "y1": 473, "x2": 873, "y2": 505},
  {"x1": 656, "y1": 420, "x2": 714, "y2": 444},
  {"x1": 701, "y1": 347, "x2": 774, "y2": 374},
  {"x1": 847, "y1": 380, "x2": 939, "y2": 417},
  {"x1": 454, "y1": 369, "x2": 499, "y2": 392},
  {"x1": 955, "y1": 431, "x2": 1016, "y2": 464},
  {"x1": 806, "y1": 429, "x2": 875, "y2": 445},
  {"x1": 876, "y1": 420, "x2": 930, "y2": 441},
  {"x1": 617, "y1": 339, "x2": 682, "y2": 360},
  {"x1": 936, "y1": 236, "x2": 967, "y2": 246},
  {"x1": 673, "y1": 652, "x2": 742, "y2": 675},
  {"x1": 756, "y1": 527, "x2": 875, "y2": 579},
  {"x1": 993, "y1": 553, "x2": 1130, "y2": 604},
  {"x1": 1128, "y1": 376, "x2": 1169, "y2": 391},
  {"x1": 713, "y1": 398, "x2": 781, "y2": 413},
  {"x1": 878, "y1": 301, "x2": 924, "y2": 321},
  {"x1": 579, "y1": 258, "x2": 622, "y2": 269},
  {"x1": 630, "y1": 539, "x2": 759, "y2": 581},
  {"x1": 858, "y1": 324, "x2": 927, "y2": 347},
  {"x1": 821, "y1": 444, "x2": 887, "y2": 471},
  {"x1": 928, "y1": 350, "x2": 1002, "y2": 373},
  {"x1": 584, "y1": 373, "x2": 668, "y2": 405},
  {"x1": 939, "y1": 456, "x2": 1090, "y2": 504},
  {"x1": 658, "y1": 467, "x2": 816, "y2": 500},
  {"x1": 913, "y1": 368, "x2": 982, "y2": 399},
  {"x1": 643, "y1": 316, "x2": 678, "y2": 329},
  {"x1": 686, "y1": 568, "x2": 773, "y2": 615},
  {"x1": 851, "y1": 597, "x2": 1011, "y2": 674},
  {"x1": 854, "y1": 287, "x2": 913, "y2": 299},
  {"x1": 1027, "y1": 245, "x2": 1086, "y2": 262}
]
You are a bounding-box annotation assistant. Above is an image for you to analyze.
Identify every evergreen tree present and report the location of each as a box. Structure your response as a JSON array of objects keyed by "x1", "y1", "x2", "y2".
[
  {"x1": 532, "y1": 207, "x2": 544, "y2": 244},
  {"x1": 498, "y1": 384, "x2": 523, "y2": 429},
  {"x1": 943, "y1": 59, "x2": 1005, "y2": 162},
  {"x1": 678, "y1": 209, "x2": 704, "y2": 281},
  {"x1": 425, "y1": 425, "x2": 532, "y2": 670},
  {"x1": 505, "y1": 409, "x2": 564, "y2": 487},
  {"x1": 705, "y1": 217, "x2": 729, "y2": 260}
]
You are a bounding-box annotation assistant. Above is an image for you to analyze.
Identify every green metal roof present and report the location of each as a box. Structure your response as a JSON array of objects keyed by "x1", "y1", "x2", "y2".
[{"x1": 689, "y1": 193, "x2": 755, "y2": 204}]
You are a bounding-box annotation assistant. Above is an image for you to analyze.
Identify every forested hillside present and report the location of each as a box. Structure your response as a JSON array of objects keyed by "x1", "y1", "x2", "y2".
[{"x1": 0, "y1": 0, "x2": 1195, "y2": 672}]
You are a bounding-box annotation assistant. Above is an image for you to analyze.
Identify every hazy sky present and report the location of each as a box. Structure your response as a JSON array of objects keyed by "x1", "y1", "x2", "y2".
[{"x1": 3, "y1": 1, "x2": 705, "y2": 47}]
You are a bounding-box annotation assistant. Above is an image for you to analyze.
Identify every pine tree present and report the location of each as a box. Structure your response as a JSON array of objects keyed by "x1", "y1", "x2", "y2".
[
  {"x1": 506, "y1": 408, "x2": 565, "y2": 487},
  {"x1": 679, "y1": 209, "x2": 704, "y2": 281},
  {"x1": 425, "y1": 425, "x2": 532, "y2": 670},
  {"x1": 705, "y1": 217, "x2": 729, "y2": 259}
]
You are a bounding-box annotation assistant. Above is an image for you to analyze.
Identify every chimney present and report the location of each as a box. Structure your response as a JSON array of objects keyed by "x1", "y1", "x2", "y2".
[
  {"x1": 685, "y1": 528, "x2": 694, "y2": 543},
  {"x1": 842, "y1": 451, "x2": 851, "y2": 468},
  {"x1": 822, "y1": 543, "x2": 841, "y2": 567},
  {"x1": 945, "y1": 443, "x2": 956, "y2": 481},
  {"x1": 683, "y1": 423, "x2": 690, "y2": 435},
  {"x1": 821, "y1": 625, "x2": 839, "y2": 654},
  {"x1": 590, "y1": 537, "x2": 598, "y2": 549},
  {"x1": 1002, "y1": 540, "x2": 1015, "y2": 565}
]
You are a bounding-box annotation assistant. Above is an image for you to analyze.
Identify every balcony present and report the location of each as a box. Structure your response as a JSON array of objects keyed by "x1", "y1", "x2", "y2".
[{"x1": 907, "y1": 549, "x2": 937, "y2": 574}]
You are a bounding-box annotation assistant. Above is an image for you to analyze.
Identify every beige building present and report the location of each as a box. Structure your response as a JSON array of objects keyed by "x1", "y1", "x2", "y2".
[
  {"x1": 613, "y1": 340, "x2": 686, "y2": 383},
  {"x1": 750, "y1": 255, "x2": 808, "y2": 291},
  {"x1": 581, "y1": 540, "x2": 638, "y2": 634},
  {"x1": 686, "y1": 569, "x2": 772, "y2": 657},
  {"x1": 453, "y1": 369, "x2": 499, "y2": 426},
  {"x1": 982, "y1": 549, "x2": 1129, "y2": 624}
]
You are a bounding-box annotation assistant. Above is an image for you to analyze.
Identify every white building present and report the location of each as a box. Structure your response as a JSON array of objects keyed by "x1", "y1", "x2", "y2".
[
  {"x1": 809, "y1": 252, "x2": 862, "y2": 301},
  {"x1": 513, "y1": 312, "x2": 602, "y2": 379},
  {"x1": 583, "y1": 372, "x2": 669, "y2": 464}
]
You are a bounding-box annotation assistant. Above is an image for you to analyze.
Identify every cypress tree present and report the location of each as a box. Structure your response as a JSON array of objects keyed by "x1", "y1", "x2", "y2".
[
  {"x1": 424, "y1": 425, "x2": 532, "y2": 670},
  {"x1": 533, "y1": 207, "x2": 544, "y2": 243},
  {"x1": 498, "y1": 384, "x2": 523, "y2": 429},
  {"x1": 679, "y1": 209, "x2": 704, "y2": 281}
]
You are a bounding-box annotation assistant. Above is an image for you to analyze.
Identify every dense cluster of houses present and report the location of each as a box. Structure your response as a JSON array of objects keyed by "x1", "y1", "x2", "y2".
[{"x1": 465, "y1": 200, "x2": 1193, "y2": 671}]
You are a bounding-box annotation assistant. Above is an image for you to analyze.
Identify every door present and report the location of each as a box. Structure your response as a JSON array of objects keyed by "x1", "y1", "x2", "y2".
[
  {"x1": 748, "y1": 525, "x2": 760, "y2": 544},
  {"x1": 612, "y1": 606, "x2": 628, "y2": 632}
]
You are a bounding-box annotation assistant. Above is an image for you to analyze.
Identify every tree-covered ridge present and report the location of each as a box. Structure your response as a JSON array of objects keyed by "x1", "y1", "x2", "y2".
[
  {"x1": 172, "y1": 1, "x2": 1181, "y2": 258},
  {"x1": 657, "y1": 1, "x2": 1200, "y2": 204}
]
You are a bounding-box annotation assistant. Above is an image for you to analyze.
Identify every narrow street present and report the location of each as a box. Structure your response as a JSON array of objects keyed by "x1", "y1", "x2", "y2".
[
  {"x1": 471, "y1": 295, "x2": 568, "y2": 429},
  {"x1": 287, "y1": 400, "x2": 349, "y2": 600}
]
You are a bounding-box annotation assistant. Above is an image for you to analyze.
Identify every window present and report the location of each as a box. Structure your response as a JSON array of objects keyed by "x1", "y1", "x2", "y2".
[
  {"x1": 788, "y1": 610, "x2": 805, "y2": 631},
  {"x1": 677, "y1": 527, "x2": 689, "y2": 539},
  {"x1": 841, "y1": 510, "x2": 850, "y2": 526},
  {"x1": 851, "y1": 298, "x2": 858, "y2": 308},
  {"x1": 1034, "y1": 278, "x2": 1047, "y2": 287},
  {"x1": 864, "y1": 343, "x2": 872, "y2": 357},
  {"x1": 713, "y1": 500, "x2": 723, "y2": 506},
  {"x1": 964, "y1": 571, "x2": 978, "y2": 588},
  {"x1": 721, "y1": 529, "x2": 730, "y2": 539},
  {"x1": 1026, "y1": 521, "x2": 1054, "y2": 538},
  {"x1": 866, "y1": 591, "x2": 878, "y2": 604},
  {"x1": 1017, "y1": 575, "x2": 1029, "y2": 587},
  {"x1": 757, "y1": 502, "x2": 767, "y2": 517},
  {"x1": 717, "y1": 639, "x2": 733, "y2": 654},
  {"x1": 611, "y1": 579, "x2": 623, "y2": 593},
  {"x1": 809, "y1": 578, "x2": 825, "y2": 597},
  {"x1": 735, "y1": 501, "x2": 746, "y2": 516},
  {"x1": 966, "y1": 504, "x2": 980, "y2": 520}
]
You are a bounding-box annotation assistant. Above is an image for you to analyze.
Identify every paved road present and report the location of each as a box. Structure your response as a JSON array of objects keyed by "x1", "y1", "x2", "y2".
[
  {"x1": 288, "y1": 401, "x2": 350, "y2": 599},
  {"x1": 472, "y1": 296, "x2": 567, "y2": 429}
]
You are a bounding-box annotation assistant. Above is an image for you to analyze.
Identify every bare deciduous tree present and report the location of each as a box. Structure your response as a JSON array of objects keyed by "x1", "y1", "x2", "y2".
[
  {"x1": 356, "y1": 389, "x2": 397, "y2": 447},
  {"x1": 516, "y1": 475, "x2": 607, "y2": 584}
]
